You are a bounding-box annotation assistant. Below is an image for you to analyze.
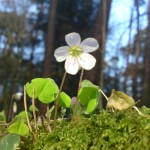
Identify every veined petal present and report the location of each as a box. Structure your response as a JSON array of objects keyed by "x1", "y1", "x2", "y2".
[
  {"x1": 80, "y1": 38, "x2": 99, "y2": 53},
  {"x1": 54, "y1": 46, "x2": 70, "y2": 62},
  {"x1": 78, "y1": 53, "x2": 96, "y2": 70},
  {"x1": 65, "y1": 56, "x2": 79, "y2": 75},
  {"x1": 65, "y1": 32, "x2": 81, "y2": 47}
]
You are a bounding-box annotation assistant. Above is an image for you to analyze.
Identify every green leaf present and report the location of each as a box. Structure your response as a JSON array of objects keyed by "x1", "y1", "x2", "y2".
[
  {"x1": 78, "y1": 86, "x2": 100, "y2": 114},
  {"x1": 29, "y1": 105, "x2": 39, "y2": 112},
  {"x1": 26, "y1": 78, "x2": 47, "y2": 98},
  {"x1": 0, "y1": 134, "x2": 20, "y2": 150},
  {"x1": 85, "y1": 98, "x2": 98, "y2": 114},
  {"x1": 85, "y1": 91, "x2": 99, "y2": 114},
  {"x1": 13, "y1": 111, "x2": 32, "y2": 122},
  {"x1": 81, "y1": 80, "x2": 99, "y2": 89},
  {"x1": 58, "y1": 92, "x2": 71, "y2": 108},
  {"x1": 26, "y1": 78, "x2": 59, "y2": 104},
  {"x1": 78, "y1": 87, "x2": 95, "y2": 106},
  {"x1": 8, "y1": 122, "x2": 29, "y2": 136}
]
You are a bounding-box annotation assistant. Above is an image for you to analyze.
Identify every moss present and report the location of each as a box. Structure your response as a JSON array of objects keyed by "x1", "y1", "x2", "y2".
[{"x1": 20, "y1": 107, "x2": 150, "y2": 150}]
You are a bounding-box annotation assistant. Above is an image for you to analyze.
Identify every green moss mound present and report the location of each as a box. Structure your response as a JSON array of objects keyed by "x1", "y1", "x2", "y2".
[{"x1": 21, "y1": 107, "x2": 150, "y2": 150}]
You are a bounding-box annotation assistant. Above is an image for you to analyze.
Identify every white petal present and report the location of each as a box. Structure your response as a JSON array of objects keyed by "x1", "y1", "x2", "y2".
[
  {"x1": 65, "y1": 32, "x2": 81, "y2": 47},
  {"x1": 80, "y1": 38, "x2": 99, "y2": 53},
  {"x1": 54, "y1": 46, "x2": 70, "y2": 62},
  {"x1": 78, "y1": 53, "x2": 96, "y2": 70},
  {"x1": 65, "y1": 56, "x2": 79, "y2": 75}
]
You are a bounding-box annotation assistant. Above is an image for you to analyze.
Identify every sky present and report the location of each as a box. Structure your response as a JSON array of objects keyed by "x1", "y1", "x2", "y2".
[{"x1": 106, "y1": 0, "x2": 149, "y2": 68}]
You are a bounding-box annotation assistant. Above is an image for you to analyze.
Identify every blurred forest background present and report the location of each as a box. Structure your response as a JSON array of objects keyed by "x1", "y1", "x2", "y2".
[{"x1": 0, "y1": 0, "x2": 150, "y2": 117}]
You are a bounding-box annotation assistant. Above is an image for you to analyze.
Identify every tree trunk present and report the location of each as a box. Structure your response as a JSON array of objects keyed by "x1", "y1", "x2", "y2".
[
  {"x1": 142, "y1": 0, "x2": 150, "y2": 107},
  {"x1": 39, "y1": 0, "x2": 58, "y2": 116},
  {"x1": 84, "y1": 0, "x2": 112, "y2": 108},
  {"x1": 123, "y1": 6, "x2": 134, "y2": 93},
  {"x1": 132, "y1": 0, "x2": 141, "y2": 100}
]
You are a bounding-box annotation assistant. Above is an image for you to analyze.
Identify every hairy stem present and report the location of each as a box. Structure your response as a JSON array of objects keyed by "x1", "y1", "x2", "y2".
[
  {"x1": 78, "y1": 69, "x2": 84, "y2": 90},
  {"x1": 32, "y1": 87, "x2": 37, "y2": 133},
  {"x1": 24, "y1": 86, "x2": 35, "y2": 142},
  {"x1": 72, "y1": 69, "x2": 84, "y2": 122},
  {"x1": 54, "y1": 71, "x2": 67, "y2": 129}
]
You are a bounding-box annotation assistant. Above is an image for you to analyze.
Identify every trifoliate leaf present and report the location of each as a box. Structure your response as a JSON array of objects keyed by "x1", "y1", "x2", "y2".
[
  {"x1": 29, "y1": 105, "x2": 39, "y2": 112},
  {"x1": 78, "y1": 87, "x2": 96, "y2": 106},
  {"x1": 0, "y1": 134, "x2": 20, "y2": 150},
  {"x1": 13, "y1": 111, "x2": 32, "y2": 123},
  {"x1": 58, "y1": 92, "x2": 71, "y2": 108},
  {"x1": 8, "y1": 122, "x2": 29, "y2": 136},
  {"x1": 78, "y1": 86, "x2": 100, "y2": 114},
  {"x1": 26, "y1": 78, "x2": 59, "y2": 104},
  {"x1": 80, "y1": 80, "x2": 99, "y2": 89},
  {"x1": 85, "y1": 98, "x2": 98, "y2": 114}
]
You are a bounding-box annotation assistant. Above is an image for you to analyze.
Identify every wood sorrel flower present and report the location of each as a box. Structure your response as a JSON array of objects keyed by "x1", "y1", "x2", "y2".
[{"x1": 54, "y1": 32, "x2": 99, "y2": 75}]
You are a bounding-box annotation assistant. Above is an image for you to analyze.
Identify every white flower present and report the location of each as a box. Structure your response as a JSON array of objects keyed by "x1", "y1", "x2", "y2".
[{"x1": 54, "y1": 32, "x2": 99, "y2": 75}]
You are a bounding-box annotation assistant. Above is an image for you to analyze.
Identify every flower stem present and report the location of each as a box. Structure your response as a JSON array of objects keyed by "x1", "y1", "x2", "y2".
[
  {"x1": 54, "y1": 71, "x2": 67, "y2": 129},
  {"x1": 78, "y1": 69, "x2": 84, "y2": 90},
  {"x1": 24, "y1": 86, "x2": 35, "y2": 142},
  {"x1": 72, "y1": 69, "x2": 84, "y2": 122}
]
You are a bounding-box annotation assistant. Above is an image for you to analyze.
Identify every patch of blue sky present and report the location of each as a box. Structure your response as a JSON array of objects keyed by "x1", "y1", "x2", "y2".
[
  {"x1": 106, "y1": 0, "x2": 149, "y2": 69},
  {"x1": 0, "y1": 0, "x2": 31, "y2": 15}
]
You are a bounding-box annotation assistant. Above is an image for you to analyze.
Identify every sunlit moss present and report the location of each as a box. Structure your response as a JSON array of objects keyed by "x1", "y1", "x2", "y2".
[{"x1": 20, "y1": 107, "x2": 150, "y2": 150}]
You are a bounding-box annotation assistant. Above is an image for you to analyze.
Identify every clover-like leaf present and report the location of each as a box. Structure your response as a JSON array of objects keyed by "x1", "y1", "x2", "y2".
[
  {"x1": 13, "y1": 111, "x2": 32, "y2": 123},
  {"x1": 80, "y1": 80, "x2": 99, "y2": 89},
  {"x1": 26, "y1": 78, "x2": 59, "y2": 104},
  {"x1": 78, "y1": 81, "x2": 100, "y2": 114},
  {"x1": 58, "y1": 92, "x2": 71, "y2": 108},
  {"x1": 0, "y1": 134, "x2": 20, "y2": 150},
  {"x1": 29, "y1": 105, "x2": 39, "y2": 112},
  {"x1": 78, "y1": 87, "x2": 96, "y2": 106},
  {"x1": 8, "y1": 122, "x2": 29, "y2": 136},
  {"x1": 85, "y1": 98, "x2": 98, "y2": 114}
]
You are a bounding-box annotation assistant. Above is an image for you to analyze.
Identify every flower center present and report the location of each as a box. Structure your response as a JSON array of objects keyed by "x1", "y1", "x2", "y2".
[{"x1": 69, "y1": 46, "x2": 82, "y2": 57}]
